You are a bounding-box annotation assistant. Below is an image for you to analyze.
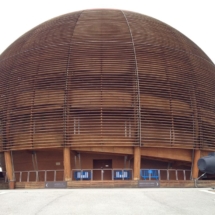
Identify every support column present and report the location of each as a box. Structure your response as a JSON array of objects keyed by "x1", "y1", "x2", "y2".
[
  {"x1": 4, "y1": 151, "x2": 14, "y2": 189},
  {"x1": 63, "y1": 147, "x2": 71, "y2": 181},
  {"x1": 133, "y1": 146, "x2": 141, "y2": 180},
  {"x1": 192, "y1": 149, "x2": 201, "y2": 179}
]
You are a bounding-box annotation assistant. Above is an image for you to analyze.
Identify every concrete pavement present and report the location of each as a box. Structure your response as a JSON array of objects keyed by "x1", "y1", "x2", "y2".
[{"x1": 0, "y1": 188, "x2": 214, "y2": 215}]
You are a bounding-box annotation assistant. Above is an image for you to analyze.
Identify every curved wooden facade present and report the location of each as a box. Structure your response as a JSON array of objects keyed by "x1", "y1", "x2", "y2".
[{"x1": 0, "y1": 9, "x2": 215, "y2": 152}]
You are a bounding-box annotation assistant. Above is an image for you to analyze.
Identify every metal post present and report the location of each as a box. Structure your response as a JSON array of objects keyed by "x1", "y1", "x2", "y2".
[
  {"x1": 101, "y1": 169, "x2": 103, "y2": 181},
  {"x1": 122, "y1": 169, "x2": 124, "y2": 180},
  {"x1": 27, "y1": 172, "x2": 30, "y2": 182},
  {"x1": 54, "y1": 170, "x2": 56, "y2": 181},
  {"x1": 36, "y1": 171, "x2": 39, "y2": 182},
  {"x1": 112, "y1": 169, "x2": 113, "y2": 181},
  {"x1": 19, "y1": 172, "x2": 22, "y2": 182}
]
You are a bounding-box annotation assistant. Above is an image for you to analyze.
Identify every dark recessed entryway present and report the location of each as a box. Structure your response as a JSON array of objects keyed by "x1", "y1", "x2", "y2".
[{"x1": 93, "y1": 159, "x2": 112, "y2": 180}]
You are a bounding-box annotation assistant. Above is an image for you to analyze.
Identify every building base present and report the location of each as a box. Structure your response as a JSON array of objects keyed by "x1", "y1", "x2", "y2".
[{"x1": 11, "y1": 180, "x2": 215, "y2": 189}]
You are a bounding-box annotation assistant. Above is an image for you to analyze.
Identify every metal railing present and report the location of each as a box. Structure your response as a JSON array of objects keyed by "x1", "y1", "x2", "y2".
[
  {"x1": 1, "y1": 169, "x2": 192, "y2": 182},
  {"x1": 140, "y1": 169, "x2": 191, "y2": 181},
  {"x1": 4, "y1": 169, "x2": 133, "y2": 182},
  {"x1": 72, "y1": 169, "x2": 133, "y2": 181},
  {"x1": 14, "y1": 170, "x2": 64, "y2": 182}
]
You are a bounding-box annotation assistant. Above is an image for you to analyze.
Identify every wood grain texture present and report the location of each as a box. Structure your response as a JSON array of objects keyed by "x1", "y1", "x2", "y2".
[
  {"x1": 0, "y1": 9, "x2": 215, "y2": 151},
  {"x1": 63, "y1": 147, "x2": 71, "y2": 181},
  {"x1": 4, "y1": 151, "x2": 13, "y2": 181},
  {"x1": 133, "y1": 147, "x2": 141, "y2": 180},
  {"x1": 192, "y1": 149, "x2": 201, "y2": 179}
]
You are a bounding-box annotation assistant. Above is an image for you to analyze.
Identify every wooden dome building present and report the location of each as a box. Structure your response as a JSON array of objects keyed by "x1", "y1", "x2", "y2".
[{"x1": 1, "y1": 9, "x2": 215, "y2": 188}]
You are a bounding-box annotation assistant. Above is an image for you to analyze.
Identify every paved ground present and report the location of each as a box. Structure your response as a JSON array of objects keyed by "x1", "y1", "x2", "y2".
[{"x1": 0, "y1": 188, "x2": 215, "y2": 215}]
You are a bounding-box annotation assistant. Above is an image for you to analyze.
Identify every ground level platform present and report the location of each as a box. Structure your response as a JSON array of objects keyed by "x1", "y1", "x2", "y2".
[{"x1": 0, "y1": 180, "x2": 214, "y2": 189}]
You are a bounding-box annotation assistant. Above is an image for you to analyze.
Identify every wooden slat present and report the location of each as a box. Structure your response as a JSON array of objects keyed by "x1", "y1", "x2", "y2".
[{"x1": 0, "y1": 9, "x2": 215, "y2": 152}]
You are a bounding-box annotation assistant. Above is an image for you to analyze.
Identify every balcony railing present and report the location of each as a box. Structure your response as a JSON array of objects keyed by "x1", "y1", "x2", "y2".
[
  {"x1": 72, "y1": 169, "x2": 133, "y2": 181},
  {"x1": 1, "y1": 168, "x2": 192, "y2": 182},
  {"x1": 14, "y1": 170, "x2": 64, "y2": 182},
  {"x1": 140, "y1": 169, "x2": 191, "y2": 181}
]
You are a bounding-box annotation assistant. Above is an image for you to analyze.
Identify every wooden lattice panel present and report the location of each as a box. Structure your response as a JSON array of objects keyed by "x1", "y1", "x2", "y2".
[{"x1": 0, "y1": 9, "x2": 215, "y2": 151}]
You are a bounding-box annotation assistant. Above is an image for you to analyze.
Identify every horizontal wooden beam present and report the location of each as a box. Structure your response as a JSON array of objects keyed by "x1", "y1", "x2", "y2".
[
  {"x1": 71, "y1": 146, "x2": 192, "y2": 162},
  {"x1": 71, "y1": 146, "x2": 133, "y2": 155},
  {"x1": 141, "y1": 148, "x2": 192, "y2": 162}
]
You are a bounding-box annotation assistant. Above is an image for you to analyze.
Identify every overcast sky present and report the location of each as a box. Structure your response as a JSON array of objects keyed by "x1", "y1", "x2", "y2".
[{"x1": 0, "y1": 0, "x2": 214, "y2": 63}]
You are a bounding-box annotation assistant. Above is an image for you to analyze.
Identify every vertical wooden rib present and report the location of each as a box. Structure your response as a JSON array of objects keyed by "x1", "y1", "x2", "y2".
[
  {"x1": 121, "y1": 10, "x2": 141, "y2": 146},
  {"x1": 63, "y1": 11, "x2": 83, "y2": 147}
]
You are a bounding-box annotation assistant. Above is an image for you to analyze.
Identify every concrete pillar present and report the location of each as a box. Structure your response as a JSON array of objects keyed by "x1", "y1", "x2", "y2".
[
  {"x1": 192, "y1": 149, "x2": 201, "y2": 179},
  {"x1": 133, "y1": 147, "x2": 141, "y2": 180},
  {"x1": 4, "y1": 151, "x2": 14, "y2": 189},
  {"x1": 63, "y1": 147, "x2": 71, "y2": 181}
]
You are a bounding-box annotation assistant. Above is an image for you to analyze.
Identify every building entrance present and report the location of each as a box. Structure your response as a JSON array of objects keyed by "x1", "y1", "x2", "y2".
[{"x1": 93, "y1": 159, "x2": 112, "y2": 180}]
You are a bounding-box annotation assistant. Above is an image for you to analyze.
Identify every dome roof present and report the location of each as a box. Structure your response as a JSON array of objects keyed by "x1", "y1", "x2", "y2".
[
  {"x1": 0, "y1": 9, "x2": 213, "y2": 63},
  {"x1": 0, "y1": 9, "x2": 215, "y2": 150}
]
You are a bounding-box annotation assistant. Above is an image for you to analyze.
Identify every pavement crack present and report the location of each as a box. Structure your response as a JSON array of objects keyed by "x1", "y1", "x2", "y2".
[{"x1": 34, "y1": 192, "x2": 70, "y2": 215}]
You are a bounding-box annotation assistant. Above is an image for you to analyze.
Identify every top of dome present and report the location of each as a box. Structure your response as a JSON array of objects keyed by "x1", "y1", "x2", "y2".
[{"x1": 0, "y1": 9, "x2": 213, "y2": 64}]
